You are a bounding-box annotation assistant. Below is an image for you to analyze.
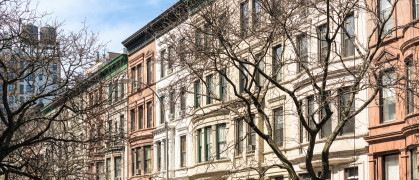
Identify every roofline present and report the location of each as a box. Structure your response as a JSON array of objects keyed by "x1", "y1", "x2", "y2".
[{"x1": 121, "y1": 1, "x2": 187, "y2": 48}]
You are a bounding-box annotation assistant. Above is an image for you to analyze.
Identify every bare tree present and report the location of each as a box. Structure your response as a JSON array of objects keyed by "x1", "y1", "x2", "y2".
[
  {"x1": 159, "y1": 0, "x2": 418, "y2": 179},
  {"x1": 0, "y1": 0, "x2": 105, "y2": 179}
]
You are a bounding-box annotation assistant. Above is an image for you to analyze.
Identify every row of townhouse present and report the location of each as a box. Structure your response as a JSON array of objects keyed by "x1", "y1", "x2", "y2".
[{"x1": 78, "y1": 0, "x2": 419, "y2": 180}]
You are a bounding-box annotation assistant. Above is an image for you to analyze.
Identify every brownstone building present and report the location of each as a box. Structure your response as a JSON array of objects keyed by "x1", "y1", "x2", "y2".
[
  {"x1": 122, "y1": 25, "x2": 157, "y2": 179},
  {"x1": 365, "y1": 0, "x2": 419, "y2": 179}
]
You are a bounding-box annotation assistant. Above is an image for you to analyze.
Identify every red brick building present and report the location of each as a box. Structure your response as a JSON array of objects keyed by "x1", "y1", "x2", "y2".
[
  {"x1": 365, "y1": 0, "x2": 418, "y2": 179},
  {"x1": 122, "y1": 26, "x2": 156, "y2": 179}
]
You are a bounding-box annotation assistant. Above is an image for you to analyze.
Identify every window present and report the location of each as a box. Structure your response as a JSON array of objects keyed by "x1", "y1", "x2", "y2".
[
  {"x1": 106, "y1": 158, "x2": 110, "y2": 180},
  {"x1": 180, "y1": 90, "x2": 186, "y2": 111},
  {"x1": 379, "y1": 0, "x2": 394, "y2": 36},
  {"x1": 318, "y1": 24, "x2": 328, "y2": 62},
  {"x1": 247, "y1": 117, "x2": 256, "y2": 152},
  {"x1": 157, "y1": 142, "x2": 162, "y2": 170},
  {"x1": 239, "y1": 63, "x2": 248, "y2": 94},
  {"x1": 120, "y1": 83, "x2": 124, "y2": 99},
  {"x1": 414, "y1": 0, "x2": 419, "y2": 19},
  {"x1": 297, "y1": 35, "x2": 308, "y2": 72},
  {"x1": 108, "y1": 121, "x2": 112, "y2": 137},
  {"x1": 307, "y1": 96, "x2": 315, "y2": 141},
  {"x1": 108, "y1": 85, "x2": 112, "y2": 104},
  {"x1": 343, "y1": 14, "x2": 355, "y2": 57},
  {"x1": 380, "y1": 70, "x2": 396, "y2": 123},
  {"x1": 39, "y1": 74, "x2": 43, "y2": 80},
  {"x1": 160, "y1": 96, "x2": 165, "y2": 124},
  {"x1": 204, "y1": 126, "x2": 212, "y2": 161},
  {"x1": 273, "y1": 45, "x2": 282, "y2": 82},
  {"x1": 407, "y1": 60, "x2": 415, "y2": 114},
  {"x1": 131, "y1": 67, "x2": 136, "y2": 91},
  {"x1": 321, "y1": 93, "x2": 332, "y2": 138},
  {"x1": 298, "y1": 101, "x2": 304, "y2": 144},
  {"x1": 204, "y1": 25, "x2": 211, "y2": 50},
  {"x1": 139, "y1": 106, "x2": 143, "y2": 129},
  {"x1": 144, "y1": 146, "x2": 152, "y2": 173},
  {"x1": 197, "y1": 129, "x2": 202, "y2": 163},
  {"x1": 114, "y1": 86, "x2": 118, "y2": 102},
  {"x1": 216, "y1": 124, "x2": 227, "y2": 159},
  {"x1": 240, "y1": 1, "x2": 250, "y2": 36},
  {"x1": 138, "y1": 64, "x2": 142, "y2": 89},
  {"x1": 20, "y1": 85, "x2": 24, "y2": 94},
  {"x1": 9, "y1": 84, "x2": 13, "y2": 91},
  {"x1": 274, "y1": 107, "x2": 284, "y2": 146},
  {"x1": 340, "y1": 88, "x2": 355, "y2": 134},
  {"x1": 119, "y1": 115, "x2": 124, "y2": 137},
  {"x1": 206, "y1": 74, "x2": 213, "y2": 104},
  {"x1": 344, "y1": 167, "x2": 358, "y2": 180},
  {"x1": 52, "y1": 63, "x2": 58, "y2": 71},
  {"x1": 131, "y1": 149, "x2": 135, "y2": 176},
  {"x1": 114, "y1": 156, "x2": 121, "y2": 179},
  {"x1": 160, "y1": 49, "x2": 166, "y2": 78},
  {"x1": 195, "y1": 31, "x2": 202, "y2": 60},
  {"x1": 0, "y1": 85, "x2": 2, "y2": 91},
  {"x1": 130, "y1": 109, "x2": 135, "y2": 131},
  {"x1": 255, "y1": 55, "x2": 265, "y2": 88},
  {"x1": 383, "y1": 154, "x2": 399, "y2": 180},
  {"x1": 147, "y1": 102, "x2": 152, "y2": 128},
  {"x1": 170, "y1": 91, "x2": 175, "y2": 117},
  {"x1": 194, "y1": 80, "x2": 201, "y2": 109},
  {"x1": 26, "y1": 85, "x2": 31, "y2": 92},
  {"x1": 219, "y1": 72, "x2": 227, "y2": 100},
  {"x1": 147, "y1": 58, "x2": 152, "y2": 84},
  {"x1": 411, "y1": 148, "x2": 418, "y2": 180},
  {"x1": 252, "y1": 0, "x2": 262, "y2": 28},
  {"x1": 180, "y1": 135, "x2": 187, "y2": 167},
  {"x1": 53, "y1": 74, "x2": 57, "y2": 83},
  {"x1": 97, "y1": 162, "x2": 104, "y2": 180},
  {"x1": 236, "y1": 119, "x2": 244, "y2": 155},
  {"x1": 136, "y1": 147, "x2": 141, "y2": 174},
  {"x1": 168, "y1": 46, "x2": 174, "y2": 73}
]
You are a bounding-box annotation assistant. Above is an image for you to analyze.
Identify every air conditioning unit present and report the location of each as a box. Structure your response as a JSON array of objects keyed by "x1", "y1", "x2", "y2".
[
  {"x1": 136, "y1": 169, "x2": 141, "y2": 175},
  {"x1": 247, "y1": 145, "x2": 256, "y2": 152},
  {"x1": 169, "y1": 113, "x2": 175, "y2": 120}
]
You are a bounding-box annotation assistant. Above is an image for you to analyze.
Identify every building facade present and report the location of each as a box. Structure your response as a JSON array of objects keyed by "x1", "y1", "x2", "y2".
[
  {"x1": 123, "y1": 25, "x2": 157, "y2": 179},
  {"x1": 365, "y1": 0, "x2": 419, "y2": 179},
  {"x1": 84, "y1": 52, "x2": 128, "y2": 180}
]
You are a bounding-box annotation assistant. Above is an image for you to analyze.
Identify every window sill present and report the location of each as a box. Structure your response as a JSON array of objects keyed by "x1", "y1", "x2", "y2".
[{"x1": 368, "y1": 120, "x2": 404, "y2": 130}]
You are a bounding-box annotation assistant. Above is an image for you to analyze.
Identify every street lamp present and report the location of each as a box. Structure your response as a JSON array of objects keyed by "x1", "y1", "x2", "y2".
[{"x1": 119, "y1": 78, "x2": 169, "y2": 180}]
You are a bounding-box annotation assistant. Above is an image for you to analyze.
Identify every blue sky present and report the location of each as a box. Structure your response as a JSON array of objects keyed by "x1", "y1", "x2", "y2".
[{"x1": 34, "y1": 0, "x2": 178, "y2": 53}]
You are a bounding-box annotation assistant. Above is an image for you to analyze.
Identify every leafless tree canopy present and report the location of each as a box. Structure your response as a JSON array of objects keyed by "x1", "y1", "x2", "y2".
[
  {"x1": 0, "y1": 0, "x2": 105, "y2": 179},
  {"x1": 159, "y1": 0, "x2": 418, "y2": 179}
]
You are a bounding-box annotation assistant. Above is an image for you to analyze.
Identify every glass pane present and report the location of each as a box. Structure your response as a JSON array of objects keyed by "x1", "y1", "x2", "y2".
[
  {"x1": 385, "y1": 154, "x2": 399, "y2": 180},
  {"x1": 412, "y1": 149, "x2": 418, "y2": 180}
]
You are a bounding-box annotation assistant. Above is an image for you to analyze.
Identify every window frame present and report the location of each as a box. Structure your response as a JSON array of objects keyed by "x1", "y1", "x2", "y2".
[
  {"x1": 180, "y1": 135, "x2": 187, "y2": 167},
  {"x1": 272, "y1": 45, "x2": 282, "y2": 82},
  {"x1": 342, "y1": 13, "x2": 355, "y2": 57},
  {"x1": 274, "y1": 107, "x2": 284, "y2": 147},
  {"x1": 240, "y1": 0, "x2": 250, "y2": 36},
  {"x1": 297, "y1": 34, "x2": 308, "y2": 73},
  {"x1": 379, "y1": 70, "x2": 396, "y2": 123},
  {"x1": 339, "y1": 87, "x2": 356, "y2": 134}
]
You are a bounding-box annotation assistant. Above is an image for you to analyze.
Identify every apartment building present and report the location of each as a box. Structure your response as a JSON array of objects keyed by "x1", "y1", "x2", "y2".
[
  {"x1": 153, "y1": 2, "x2": 190, "y2": 179},
  {"x1": 122, "y1": 21, "x2": 157, "y2": 180},
  {"x1": 169, "y1": 0, "x2": 370, "y2": 179},
  {"x1": 365, "y1": 0, "x2": 419, "y2": 179},
  {"x1": 0, "y1": 24, "x2": 60, "y2": 108},
  {"x1": 84, "y1": 52, "x2": 128, "y2": 180}
]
